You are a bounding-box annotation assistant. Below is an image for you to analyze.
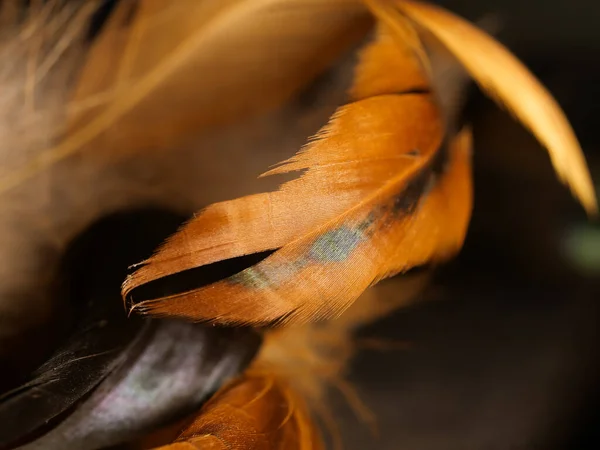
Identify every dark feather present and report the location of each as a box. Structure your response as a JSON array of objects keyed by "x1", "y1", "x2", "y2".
[{"x1": 0, "y1": 209, "x2": 261, "y2": 449}]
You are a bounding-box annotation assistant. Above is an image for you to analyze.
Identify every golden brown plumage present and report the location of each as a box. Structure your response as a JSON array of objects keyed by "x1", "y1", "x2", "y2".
[
  {"x1": 154, "y1": 372, "x2": 321, "y2": 450},
  {"x1": 121, "y1": 0, "x2": 595, "y2": 327},
  {"x1": 122, "y1": 12, "x2": 472, "y2": 325}
]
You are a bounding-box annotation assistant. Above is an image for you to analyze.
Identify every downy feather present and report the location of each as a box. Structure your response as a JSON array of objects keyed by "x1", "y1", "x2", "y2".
[{"x1": 0, "y1": 0, "x2": 371, "y2": 196}]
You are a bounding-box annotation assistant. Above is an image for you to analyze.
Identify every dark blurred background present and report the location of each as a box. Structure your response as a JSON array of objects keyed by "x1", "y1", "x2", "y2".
[{"x1": 340, "y1": 1, "x2": 600, "y2": 449}]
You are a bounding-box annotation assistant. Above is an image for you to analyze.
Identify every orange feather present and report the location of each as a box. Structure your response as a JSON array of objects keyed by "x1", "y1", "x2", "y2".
[
  {"x1": 122, "y1": 0, "x2": 594, "y2": 325},
  {"x1": 153, "y1": 371, "x2": 322, "y2": 450},
  {"x1": 122, "y1": 18, "x2": 473, "y2": 324}
]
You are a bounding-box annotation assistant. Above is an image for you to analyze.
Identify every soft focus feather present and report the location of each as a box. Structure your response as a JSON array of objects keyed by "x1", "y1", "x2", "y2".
[
  {"x1": 123, "y1": 19, "x2": 473, "y2": 324},
  {"x1": 0, "y1": 0, "x2": 95, "y2": 365},
  {"x1": 375, "y1": 0, "x2": 597, "y2": 215},
  {"x1": 154, "y1": 372, "x2": 322, "y2": 450},
  {"x1": 0, "y1": 0, "x2": 371, "y2": 195}
]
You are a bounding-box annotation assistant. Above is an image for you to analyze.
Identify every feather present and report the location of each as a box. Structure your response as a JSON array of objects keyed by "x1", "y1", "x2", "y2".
[
  {"x1": 154, "y1": 372, "x2": 322, "y2": 450},
  {"x1": 122, "y1": 17, "x2": 473, "y2": 324},
  {"x1": 122, "y1": 0, "x2": 592, "y2": 325},
  {"x1": 0, "y1": 287, "x2": 144, "y2": 449},
  {"x1": 0, "y1": 0, "x2": 371, "y2": 196},
  {"x1": 371, "y1": 0, "x2": 598, "y2": 215},
  {"x1": 127, "y1": 125, "x2": 472, "y2": 325},
  {"x1": 0, "y1": 0, "x2": 95, "y2": 368},
  {"x1": 123, "y1": 103, "x2": 472, "y2": 326},
  {"x1": 16, "y1": 322, "x2": 260, "y2": 450},
  {"x1": 0, "y1": 208, "x2": 261, "y2": 449},
  {"x1": 122, "y1": 24, "x2": 431, "y2": 302}
]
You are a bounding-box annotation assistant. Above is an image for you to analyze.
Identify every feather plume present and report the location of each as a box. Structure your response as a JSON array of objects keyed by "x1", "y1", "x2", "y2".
[
  {"x1": 122, "y1": 14, "x2": 473, "y2": 324},
  {"x1": 124, "y1": 114, "x2": 472, "y2": 327},
  {"x1": 0, "y1": 0, "x2": 96, "y2": 362},
  {"x1": 0, "y1": 0, "x2": 371, "y2": 196}
]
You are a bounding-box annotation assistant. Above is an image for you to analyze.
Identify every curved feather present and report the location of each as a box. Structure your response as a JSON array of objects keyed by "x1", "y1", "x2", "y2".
[
  {"x1": 122, "y1": 0, "x2": 590, "y2": 324},
  {"x1": 125, "y1": 123, "x2": 471, "y2": 325},
  {"x1": 122, "y1": 22, "x2": 464, "y2": 324},
  {"x1": 120, "y1": 25, "x2": 430, "y2": 286},
  {"x1": 379, "y1": 0, "x2": 597, "y2": 215}
]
